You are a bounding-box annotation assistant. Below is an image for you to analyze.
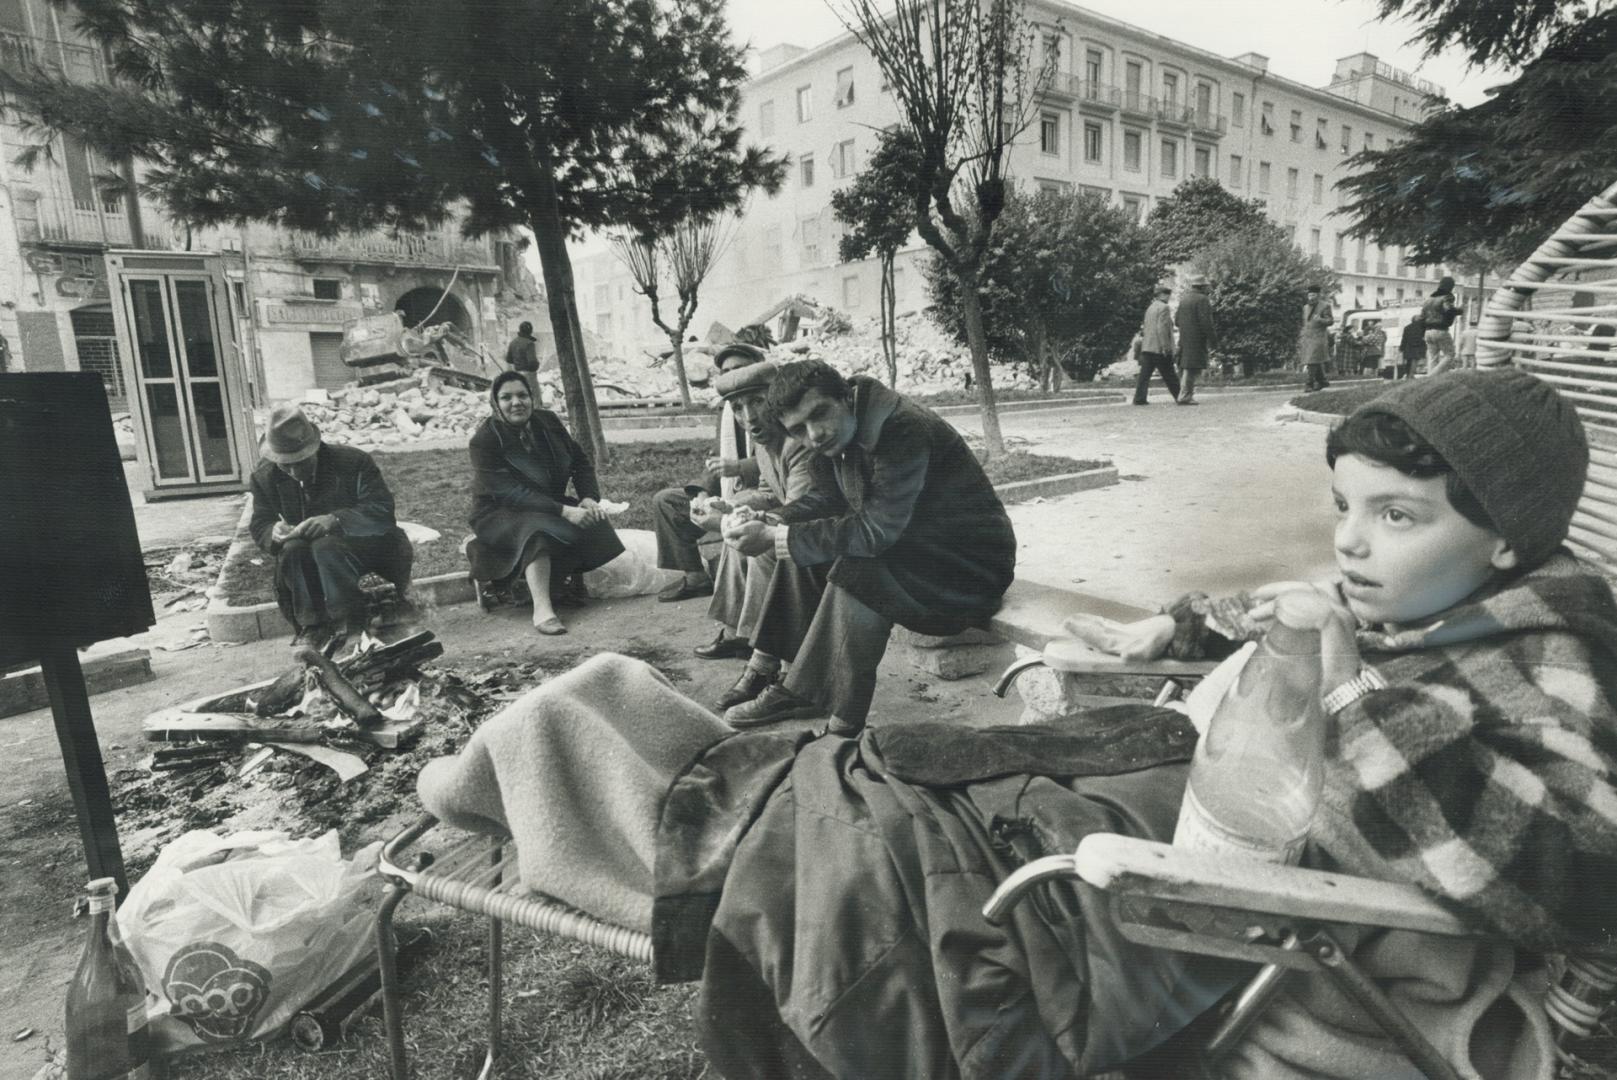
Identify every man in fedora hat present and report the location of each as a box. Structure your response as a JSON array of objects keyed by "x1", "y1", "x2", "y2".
[
  {"x1": 1134, "y1": 282, "x2": 1180, "y2": 405},
  {"x1": 650, "y1": 342, "x2": 769, "y2": 603},
  {"x1": 1174, "y1": 271, "x2": 1217, "y2": 405},
  {"x1": 248, "y1": 403, "x2": 413, "y2": 647}
]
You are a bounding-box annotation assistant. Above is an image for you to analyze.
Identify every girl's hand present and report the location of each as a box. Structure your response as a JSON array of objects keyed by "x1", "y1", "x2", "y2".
[{"x1": 1249, "y1": 580, "x2": 1360, "y2": 688}]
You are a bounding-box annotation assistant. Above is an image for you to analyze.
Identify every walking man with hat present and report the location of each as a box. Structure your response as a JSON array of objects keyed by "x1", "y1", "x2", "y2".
[
  {"x1": 1174, "y1": 272, "x2": 1217, "y2": 405},
  {"x1": 249, "y1": 403, "x2": 414, "y2": 648},
  {"x1": 1133, "y1": 282, "x2": 1180, "y2": 405}
]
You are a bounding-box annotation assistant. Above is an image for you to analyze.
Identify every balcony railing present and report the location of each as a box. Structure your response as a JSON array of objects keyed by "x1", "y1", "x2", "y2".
[
  {"x1": 282, "y1": 231, "x2": 499, "y2": 269},
  {"x1": 0, "y1": 29, "x2": 109, "y2": 85},
  {"x1": 1355, "y1": 259, "x2": 1369, "y2": 273},
  {"x1": 10, "y1": 158, "x2": 172, "y2": 249},
  {"x1": 1120, "y1": 90, "x2": 1156, "y2": 117},
  {"x1": 1191, "y1": 110, "x2": 1228, "y2": 136},
  {"x1": 1376, "y1": 262, "x2": 1389, "y2": 275},
  {"x1": 1155, "y1": 101, "x2": 1192, "y2": 128},
  {"x1": 1076, "y1": 80, "x2": 1120, "y2": 112}
]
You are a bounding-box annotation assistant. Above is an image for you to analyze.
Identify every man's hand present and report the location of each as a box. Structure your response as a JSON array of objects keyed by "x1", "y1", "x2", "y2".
[
  {"x1": 271, "y1": 521, "x2": 294, "y2": 546},
  {"x1": 723, "y1": 517, "x2": 776, "y2": 557},
  {"x1": 1062, "y1": 612, "x2": 1177, "y2": 661},
  {"x1": 705, "y1": 455, "x2": 743, "y2": 479},
  {"x1": 576, "y1": 498, "x2": 609, "y2": 526},
  {"x1": 1249, "y1": 580, "x2": 1360, "y2": 689},
  {"x1": 293, "y1": 514, "x2": 341, "y2": 540},
  {"x1": 689, "y1": 496, "x2": 730, "y2": 533}
]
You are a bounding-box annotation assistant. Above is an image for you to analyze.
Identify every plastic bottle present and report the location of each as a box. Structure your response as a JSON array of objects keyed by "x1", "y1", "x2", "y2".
[
  {"x1": 1174, "y1": 623, "x2": 1326, "y2": 864},
  {"x1": 65, "y1": 878, "x2": 153, "y2": 1080}
]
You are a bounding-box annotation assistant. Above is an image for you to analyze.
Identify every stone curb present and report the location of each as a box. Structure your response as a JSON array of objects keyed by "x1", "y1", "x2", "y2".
[
  {"x1": 205, "y1": 466, "x2": 1118, "y2": 644},
  {"x1": 1276, "y1": 406, "x2": 1347, "y2": 427},
  {"x1": 206, "y1": 569, "x2": 478, "y2": 645}
]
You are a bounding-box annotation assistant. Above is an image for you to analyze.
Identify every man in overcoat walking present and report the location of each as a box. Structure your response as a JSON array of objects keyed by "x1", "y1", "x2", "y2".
[
  {"x1": 1298, "y1": 284, "x2": 1334, "y2": 392},
  {"x1": 1174, "y1": 272, "x2": 1216, "y2": 405}
]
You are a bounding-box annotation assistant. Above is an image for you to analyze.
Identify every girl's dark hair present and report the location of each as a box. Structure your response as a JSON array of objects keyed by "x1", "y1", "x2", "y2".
[
  {"x1": 1326, "y1": 410, "x2": 1494, "y2": 530},
  {"x1": 766, "y1": 359, "x2": 851, "y2": 415}
]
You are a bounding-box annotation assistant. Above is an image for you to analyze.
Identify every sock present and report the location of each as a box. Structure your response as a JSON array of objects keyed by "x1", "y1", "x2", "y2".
[{"x1": 747, "y1": 652, "x2": 782, "y2": 676}]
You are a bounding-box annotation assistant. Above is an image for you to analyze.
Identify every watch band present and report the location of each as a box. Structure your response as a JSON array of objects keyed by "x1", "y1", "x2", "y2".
[{"x1": 1322, "y1": 665, "x2": 1388, "y2": 716}]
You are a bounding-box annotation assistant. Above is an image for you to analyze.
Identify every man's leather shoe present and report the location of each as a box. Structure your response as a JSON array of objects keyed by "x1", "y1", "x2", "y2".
[
  {"x1": 725, "y1": 685, "x2": 823, "y2": 728},
  {"x1": 716, "y1": 668, "x2": 773, "y2": 710},
  {"x1": 695, "y1": 632, "x2": 753, "y2": 661},
  {"x1": 658, "y1": 577, "x2": 714, "y2": 603}
]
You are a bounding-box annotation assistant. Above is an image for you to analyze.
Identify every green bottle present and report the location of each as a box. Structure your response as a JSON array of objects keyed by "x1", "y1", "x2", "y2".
[{"x1": 65, "y1": 878, "x2": 153, "y2": 1080}]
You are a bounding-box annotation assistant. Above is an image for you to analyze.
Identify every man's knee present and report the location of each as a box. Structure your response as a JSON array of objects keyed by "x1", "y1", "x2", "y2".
[
  {"x1": 653, "y1": 487, "x2": 688, "y2": 515},
  {"x1": 278, "y1": 537, "x2": 313, "y2": 565}
]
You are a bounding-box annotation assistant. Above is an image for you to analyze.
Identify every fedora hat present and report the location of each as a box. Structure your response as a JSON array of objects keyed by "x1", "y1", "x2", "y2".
[
  {"x1": 1186, "y1": 272, "x2": 1210, "y2": 288},
  {"x1": 261, "y1": 403, "x2": 321, "y2": 464}
]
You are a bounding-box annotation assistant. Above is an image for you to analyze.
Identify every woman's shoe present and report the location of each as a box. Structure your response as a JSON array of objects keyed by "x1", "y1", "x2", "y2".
[{"x1": 533, "y1": 617, "x2": 567, "y2": 636}]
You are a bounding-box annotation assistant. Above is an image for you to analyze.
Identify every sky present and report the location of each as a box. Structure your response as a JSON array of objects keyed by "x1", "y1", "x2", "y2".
[{"x1": 723, "y1": 0, "x2": 1512, "y2": 107}]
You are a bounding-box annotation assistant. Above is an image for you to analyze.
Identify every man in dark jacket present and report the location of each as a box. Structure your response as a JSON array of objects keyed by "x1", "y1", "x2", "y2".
[
  {"x1": 1397, "y1": 315, "x2": 1426, "y2": 380},
  {"x1": 248, "y1": 404, "x2": 412, "y2": 647},
  {"x1": 1173, "y1": 272, "x2": 1216, "y2": 405},
  {"x1": 721, "y1": 360, "x2": 1016, "y2": 732},
  {"x1": 651, "y1": 343, "x2": 768, "y2": 603},
  {"x1": 504, "y1": 321, "x2": 539, "y2": 373}
]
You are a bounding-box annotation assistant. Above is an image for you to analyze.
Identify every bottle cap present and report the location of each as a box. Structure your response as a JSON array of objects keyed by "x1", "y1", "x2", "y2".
[{"x1": 85, "y1": 878, "x2": 117, "y2": 895}]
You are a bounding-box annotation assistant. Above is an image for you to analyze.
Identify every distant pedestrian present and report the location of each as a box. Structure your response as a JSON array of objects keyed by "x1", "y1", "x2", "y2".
[
  {"x1": 1397, "y1": 315, "x2": 1426, "y2": 380},
  {"x1": 1133, "y1": 283, "x2": 1181, "y2": 405},
  {"x1": 1458, "y1": 319, "x2": 1480, "y2": 368},
  {"x1": 1174, "y1": 272, "x2": 1216, "y2": 406},
  {"x1": 1361, "y1": 323, "x2": 1388, "y2": 375},
  {"x1": 1298, "y1": 284, "x2": 1334, "y2": 392},
  {"x1": 1421, "y1": 277, "x2": 1462, "y2": 375},
  {"x1": 505, "y1": 320, "x2": 540, "y2": 374}
]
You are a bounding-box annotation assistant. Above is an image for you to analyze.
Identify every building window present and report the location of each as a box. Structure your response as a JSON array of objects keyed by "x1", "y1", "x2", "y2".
[
  {"x1": 311, "y1": 278, "x2": 341, "y2": 300},
  {"x1": 1258, "y1": 161, "x2": 1271, "y2": 193},
  {"x1": 831, "y1": 139, "x2": 855, "y2": 178},
  {"x1": 1160, "y1": 140, "x2": 1178, "y2": 179},
  {"x1": 1162, "y1": 70, "x2": 1179, "y2": 104},
  {"x1": 1340, "y1": 123, "x2": 1352, "y2": 153},
  {"x1": 759, "y1": 100, "x2": 775, "y2": 138},
  {"x1": 1123, "y1": 129, "x2": 1142, "y2": 171},
  {"x1": 1080, "y1": 184, "x2": 1112, "y2": 203},
  {"x1": 1310, "y1": 227, "x2": 1321, "y2": 255},
  {"x1": 1038, "y1": 178, "x2": 1072, "y2": 195},
  {"x1": 1363, "y1": 131, "x2": 1375, "y2": 151},
  {"x1": 1228, "y1": 153, "x2": 1243, "y2": 187},
  {"x1": 1120, "y1": 194, "x2": 1144, "y2": 222},
  {"x1": 1084, "y1": 47, "x2": 1102, "y2": 85},
  {"x1": 799, "y1": 153, "x2": 815, "y2": 187},
  {"x1": 1286, "y1": 167, "x2": 1299, "y2": 199},
  {"x1": 1289, "y1": 109, "x2": 1302, "y2": 142},
  {"x1": 1195, "y1": 82, "x2": 1212, "y2": 116},
  {"x1": 1124, "y1": 59, "x2": 1143, "y2": 95},
  {"x1": 1315, "y1": 117, "x2": 1329, "y2": 149},
  {"x1": 1042, "y1": 32, "x2": 1062, "y2": 70},
  {"x1": 835, "y1": 67, "x2": 855, "y2": 109},
  {"x1": 765, "y1": 225, "x2": 782, "y2": 261},
  {"x1": 1286, "y1": 224, "x2": 1296, "y2": 244},
  {"x1": 594, "y1": 283, "x2": 609, "y2": 308},
  {"x1": 1334, "y1": 234, "x2": 1345, "y2": 259},
  {"x1": 1310, "y1": 173, "x2": 1323, "y2": 204},
  {"x1": 1260, "y1": 101, "x2": 1274, "y2": 135},
  {"x1": 1231, "y1": 91, "x2": 1246, "y2": 127},
  {"x1": 1083, "y1": 121, "x2": 1102, "y2": 163},
  {"x1": 801, "y1": 216, "x2": 822, "y2": 263},
  {"x1": 595, "y1": 313, "x2": 611, "y2": 337},
  {"x1": 1040, "y1": 112, "x2": 1060, "y2": 155},
  {"x1": 1193, "y1": 145, "x2": 1210, "y2": 177},
  {"x1": 843, "y1": 274, "x2": 860, "y2": 308},
  {"x1": 795, "y1": 85, "x2": 812, "y2": 123}
]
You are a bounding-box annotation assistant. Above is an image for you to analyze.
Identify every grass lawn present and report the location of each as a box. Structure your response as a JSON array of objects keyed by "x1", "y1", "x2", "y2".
[{"x1": 218, "y1": 440, "x2": 1105, "y2": 607}]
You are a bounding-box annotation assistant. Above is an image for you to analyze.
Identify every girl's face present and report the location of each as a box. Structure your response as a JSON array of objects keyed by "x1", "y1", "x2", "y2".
[
  {"x1": 1331, "y1": 453, "x2": 1517, "y2": 628},
  {"x1": 495, "y1": 381, "x2": 533, "y2": 426}
]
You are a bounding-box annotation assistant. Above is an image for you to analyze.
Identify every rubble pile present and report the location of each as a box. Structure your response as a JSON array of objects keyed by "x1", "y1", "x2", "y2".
[
  {"x1": 779, "y1": 310, "x2": 1042, "y2": 395},
  {"x1": 295, "y1": 369, "x2": 494, "y2": 448},
  {"x1": 144, "y1": 536, "x2": 234, "y2": 613}
]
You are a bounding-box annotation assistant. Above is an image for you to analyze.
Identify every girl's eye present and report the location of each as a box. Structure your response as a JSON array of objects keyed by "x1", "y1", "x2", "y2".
[
  {"x1": 1332, "y1": 497, "x2": 1347, "y2": 513},
  {"x1": 1383, "y1": 507, "x2": 1410, "y2": 524}
]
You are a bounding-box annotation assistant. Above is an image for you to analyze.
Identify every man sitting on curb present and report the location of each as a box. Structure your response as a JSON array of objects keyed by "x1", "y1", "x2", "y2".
[
  {"x1": 696, "y1": 360, "x2": 818, "y2": 712},
  {"x1": 722, "y1": 360, "x2": 1017, "y2": 733},
  {"x1": 650, "y1": 343, "x2": 767, "y2": 603},
  {"x1": 248, "y1": 404, "x2": 413, "y2": 650}
]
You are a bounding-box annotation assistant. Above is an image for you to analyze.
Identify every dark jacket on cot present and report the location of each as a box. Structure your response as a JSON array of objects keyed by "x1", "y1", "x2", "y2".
[
  {"x1": 466, "y1": 410, "x2": 624, "y2": 582},
  {"x1": 249, "y1": 443, "x2": 398, "y2": 553},
  {"x1": 776, "y1": 376, "x2": 1015, "y2": 636}
]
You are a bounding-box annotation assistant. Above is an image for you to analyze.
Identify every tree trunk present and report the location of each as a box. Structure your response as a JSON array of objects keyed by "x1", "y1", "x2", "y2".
[
  {"x1": 880, "y1": 251, "x2": 898, "y2": 387},
  {"x1": 667, "y1": 332, "x2": 693, "y2": 406},
  {"x1": 526, "y1": 173, "x2": 607, "y2": 464},
  {"x1": 956, "y1": 265, "x2": 1005, "y2": 458}
]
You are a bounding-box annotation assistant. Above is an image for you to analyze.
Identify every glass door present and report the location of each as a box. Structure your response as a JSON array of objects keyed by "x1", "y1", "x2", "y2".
[{"x1": 121, "y1": 275, "x2": 241, "y2": 485}]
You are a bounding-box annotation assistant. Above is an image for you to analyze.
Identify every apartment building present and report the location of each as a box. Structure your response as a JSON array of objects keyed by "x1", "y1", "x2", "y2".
[{"x1": 577, "y1": 2, "x2": 1449, "y2": 358}]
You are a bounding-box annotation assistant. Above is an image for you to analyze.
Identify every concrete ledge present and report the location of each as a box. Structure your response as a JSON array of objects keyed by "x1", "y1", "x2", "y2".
[
  {"x1": 1276, "y1": 406, "x2": 1347, "y2": 427},
  {"x1": 987, "y1": 579, "x2": 1152, "y2": 653},
  {"x1": 1, "y1": 649, "x2": 154, "y2": 719},
  {"x1": 206, "y1": 569, "x2": 476, "y2": 645},
  {"x1": 995, "y1": 466, "x2": 1118, "y2": 503}
]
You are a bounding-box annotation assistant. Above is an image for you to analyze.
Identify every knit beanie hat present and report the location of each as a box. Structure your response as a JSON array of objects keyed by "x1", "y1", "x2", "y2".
[{"x1": 1352, "y1": 369, "x2": 1588, "y2": 567}]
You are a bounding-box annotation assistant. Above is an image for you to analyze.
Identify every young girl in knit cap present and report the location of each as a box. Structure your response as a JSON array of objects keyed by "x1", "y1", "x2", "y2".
[{"x1": 416, "y1": 369, "x2": 1616, "y2": 1080}]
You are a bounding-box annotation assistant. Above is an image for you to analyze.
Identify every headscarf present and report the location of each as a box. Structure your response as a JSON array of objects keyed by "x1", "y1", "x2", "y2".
[{"x1": 487, "y1": 370, "x2": 538, "y2": 451}]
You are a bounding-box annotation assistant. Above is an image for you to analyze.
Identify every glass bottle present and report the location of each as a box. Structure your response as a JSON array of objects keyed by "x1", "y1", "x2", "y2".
[{"x1": 65, "y1": 878, "x2": 153, "y2": 1080}]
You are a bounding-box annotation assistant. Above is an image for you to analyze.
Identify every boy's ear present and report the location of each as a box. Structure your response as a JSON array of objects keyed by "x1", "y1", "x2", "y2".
[{"x1": 1489, "y1": 538, "x2": 1519, "y2": 572}]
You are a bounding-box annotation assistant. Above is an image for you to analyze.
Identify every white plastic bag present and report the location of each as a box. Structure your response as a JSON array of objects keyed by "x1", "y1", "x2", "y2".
[
  {"x1": 582, "y1": 528, "x2": 684, "y2": 598},
  {"x1": 116, "y1": 829, "x2": 381, "y2": 1054}
]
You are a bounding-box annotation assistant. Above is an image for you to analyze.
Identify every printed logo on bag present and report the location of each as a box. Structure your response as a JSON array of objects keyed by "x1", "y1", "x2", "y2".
[{"x1": 162, "y1": 943, "x2": 273, "y2": 1042}]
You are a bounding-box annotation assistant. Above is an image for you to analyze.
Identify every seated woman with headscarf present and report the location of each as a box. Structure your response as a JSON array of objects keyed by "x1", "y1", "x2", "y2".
[{"x1": 467, "y1": 372, "x2": 625, "y2": 635}]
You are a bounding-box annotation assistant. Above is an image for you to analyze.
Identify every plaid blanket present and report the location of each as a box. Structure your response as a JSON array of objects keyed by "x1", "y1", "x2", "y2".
[{"x1": 1172, "y1": 554, "x2": 1617, "y2": 950}]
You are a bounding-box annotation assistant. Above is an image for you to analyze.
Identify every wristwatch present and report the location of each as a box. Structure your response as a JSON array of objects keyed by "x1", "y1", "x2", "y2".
[{"x1": 1321, "y1": 666, "x2": 1388, "y2": 716}]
